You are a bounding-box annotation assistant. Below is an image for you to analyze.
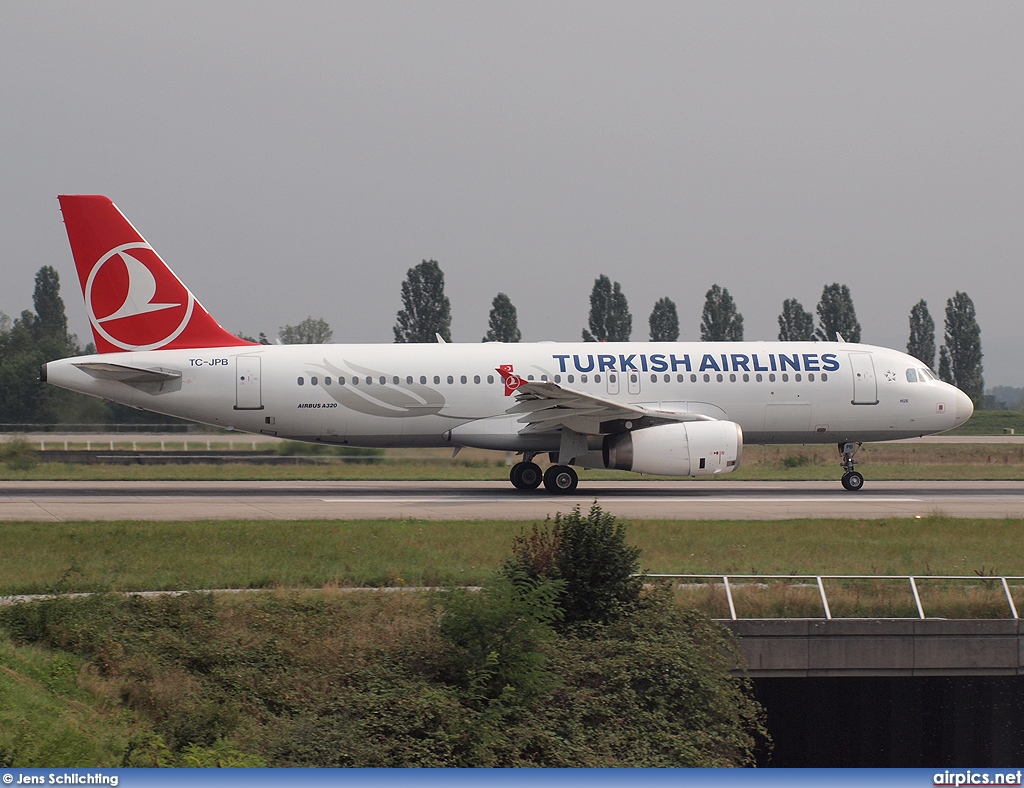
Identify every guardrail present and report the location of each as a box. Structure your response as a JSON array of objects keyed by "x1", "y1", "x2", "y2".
[
  {"x1": 647, "y1": 574, "x2": 1023, "y2": 621},
  {"x1": 0, "y1": 423, "x2": 194, "y2": 433}
]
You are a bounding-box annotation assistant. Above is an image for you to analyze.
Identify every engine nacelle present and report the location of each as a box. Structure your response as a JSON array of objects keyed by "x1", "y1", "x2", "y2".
[{"x1": 601, "y1": 420, "x2": 743, "y2": 477}]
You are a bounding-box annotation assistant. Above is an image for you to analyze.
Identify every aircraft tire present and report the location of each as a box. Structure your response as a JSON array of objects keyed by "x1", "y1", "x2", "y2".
[
  {"x1": 511, "y1": 462, "x2": 543, "y2": 490},
  {"x1": 543, "y1": 464, "x2": 578, "y2": 493},
  {"x1": 841, "y1": 471, "x2": 865, "y2": 491}
]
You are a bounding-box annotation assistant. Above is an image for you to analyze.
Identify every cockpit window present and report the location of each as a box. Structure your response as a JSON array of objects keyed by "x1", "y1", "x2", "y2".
[
  {"x1": 906, "y1": 369, "x2": 918, "y2": 383},
  {"x1": 919, "y1": 368, "x2": 935, "y2": 381}
]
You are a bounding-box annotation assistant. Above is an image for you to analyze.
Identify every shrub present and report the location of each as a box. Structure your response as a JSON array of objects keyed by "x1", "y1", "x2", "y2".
[
  {"x1": 434, "y1": 576, "x2": 562, "y2": 706},
  {"x1": 0, "y1": 438, "x2": 38, "y2": 470},
  {"x1": 504, "y1": 502, "x2": 642, "y2": 627}
]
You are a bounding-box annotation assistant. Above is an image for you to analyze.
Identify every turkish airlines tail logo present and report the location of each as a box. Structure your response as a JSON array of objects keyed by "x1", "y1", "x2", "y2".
[
  {"x1": 58, "y1": 195, "x2": 255, "y2": 353},
  {"x1": 97, "y1": 250, "x2": 180, "y2": 323},
  {"x1": 497, "y1": 364, "x2": 525, "y2": 396}
]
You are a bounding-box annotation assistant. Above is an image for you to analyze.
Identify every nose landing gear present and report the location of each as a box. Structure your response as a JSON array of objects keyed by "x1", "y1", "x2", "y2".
[{"x1": 839, "y1": 442, "x2": 864, "y2": 491}]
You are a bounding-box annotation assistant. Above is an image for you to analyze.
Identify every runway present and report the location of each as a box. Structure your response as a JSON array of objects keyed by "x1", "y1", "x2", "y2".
[{"x1": 1, "y1": 479, "x2": 1022, "y2": 521}]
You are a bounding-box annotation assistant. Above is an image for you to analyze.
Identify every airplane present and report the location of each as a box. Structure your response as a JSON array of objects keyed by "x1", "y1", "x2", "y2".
[{"x1": 41, "y1": 195, "x2": 974, "y2": 493}]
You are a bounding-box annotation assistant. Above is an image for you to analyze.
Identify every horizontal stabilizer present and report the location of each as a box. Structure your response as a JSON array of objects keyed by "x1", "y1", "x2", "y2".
[{"x1": 73, "y1": 362, "x2": 182, "y2": 394}]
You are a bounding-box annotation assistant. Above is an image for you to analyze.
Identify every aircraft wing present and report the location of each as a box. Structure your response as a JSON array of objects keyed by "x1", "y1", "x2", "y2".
[{"x1": 508, "y1": 381, "x2": 714, "y2": 435}]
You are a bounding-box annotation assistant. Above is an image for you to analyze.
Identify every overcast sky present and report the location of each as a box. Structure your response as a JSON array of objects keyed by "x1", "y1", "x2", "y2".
[{"x1": 3, "y1": 2, "x2": 1022, "y2": 386}]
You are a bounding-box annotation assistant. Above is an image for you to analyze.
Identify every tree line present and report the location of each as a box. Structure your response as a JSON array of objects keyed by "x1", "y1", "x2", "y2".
[
  {"x1": 0, "y1": 262, "x2": 987, "y2": 425},
  {"x1": 387, "y1": 260, "x2": 984, "y2": 406}
]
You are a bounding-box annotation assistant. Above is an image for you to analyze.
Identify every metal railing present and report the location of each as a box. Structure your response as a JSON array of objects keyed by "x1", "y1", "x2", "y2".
[
  {"x1": 647, "y1": 574, "x2": 1023, "y2": 621},
  {"x1": 0, "y1": 423, "x2": 195, "y2": 433}
]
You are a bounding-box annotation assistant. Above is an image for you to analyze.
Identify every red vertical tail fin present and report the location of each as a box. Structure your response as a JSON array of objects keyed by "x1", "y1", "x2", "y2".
[{"x1": 58, "y1": 195, "x2": 256, "y2": 353}]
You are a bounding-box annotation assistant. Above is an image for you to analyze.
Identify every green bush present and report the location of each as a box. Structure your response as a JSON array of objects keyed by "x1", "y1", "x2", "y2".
[
  {"x1": 0, "y1": 438, "x2": 38, "y2": 470},
  {"x1": 504, "y1": 502, "x2": 642, "y2": 627},
  {"x1": 434, "y1": 576, "x2": 562, "y2": 706}
]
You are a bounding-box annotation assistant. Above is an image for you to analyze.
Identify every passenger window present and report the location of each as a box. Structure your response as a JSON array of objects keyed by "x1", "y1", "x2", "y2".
[
  {"x1": 594, "y1": 374, "x2": 601, "y2": 383},
  {"x1": 743, "y1": 373, "x2": 749, "y2": 382},
  {"x1": 393, "y1": 376, "x2": 399, "y2": 385},
  {"x1": 447, "y1": 375, "x2": 454, "y2": 384},
  {"x1": 407, "y1": 376, "x2": 413, "y2": 384},
  {"x1": 756, "y1": 374, "x2": 763, "y2": 382},
  {"x1": 567, "y1": 375, "x2": 575, "y2": 383},
  {"x1": 807, "y1": 373, "x2": 814, "y2": 382},
  {"x1": 366, "y1": 376, "x2": 372, "y2": 385},
  {"x1": 474, "y1": 375, "x2": 481, "y2": 384},
  {"x1": 703, "y1": 374, "x2": 710, "y2": 383},
  {"x1": 311, "y1": 376, "x2": 318, "y2": 385},
  {"x1": 906, "y1": 369, "x2": 918, "y2": 383},
  {"x1": 297, "y1": 377, "x2": 304, "y2": 386},
  {"x1": 581, "y1": 374, "x2": 588, "y2": 383},
  {"x1": 769, "y1": 374, "x2": 776, "y2": 382},
  {"x1": 729, "y1": 374, "x2": 736, "y2": 382},
  {"x1": 821, "y1": 373, "x2": 828, "y2": 382},
  {"x1": 339, "y1": 376, "x2": 346, "y2": 385},
  {"x1": 351, "y1": 377, "x2": 358, "y2": 386},
  {"x1": 324, "y1": 377, "x2": 331, "y2": 385},
  {"x1": 460, "y1": 375, "x2": 467, "y2": 384},
  {"x1": 651, "y1": 374, "x2": 658, "y2": 383},
  {"x1": 795, "y1": 373, "x2": 801, "y2": 382},
  {"x1": 690, "y1": 374, "x2": 697, "y2": 383},
  {"x1": 609, "y1": 374, "x2": 617, "y2": 383},
  {"x1": 487, "y1": 375, "x2": 494, "y2": 384}
]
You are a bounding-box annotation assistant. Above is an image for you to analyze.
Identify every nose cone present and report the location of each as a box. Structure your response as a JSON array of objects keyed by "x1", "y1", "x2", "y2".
[{"x1": 953, "y1": 388, "x2": 974, "y2": 427}]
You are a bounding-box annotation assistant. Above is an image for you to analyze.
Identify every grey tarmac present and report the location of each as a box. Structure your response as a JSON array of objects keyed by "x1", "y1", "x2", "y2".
[{"x1": 0, "y1": 479, "x2": 1022, "y2": 521}]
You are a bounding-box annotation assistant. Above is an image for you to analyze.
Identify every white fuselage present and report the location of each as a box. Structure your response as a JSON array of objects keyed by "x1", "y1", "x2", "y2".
[{"x1": 44, "y1": 340, "x2": 973, "y2": 453}]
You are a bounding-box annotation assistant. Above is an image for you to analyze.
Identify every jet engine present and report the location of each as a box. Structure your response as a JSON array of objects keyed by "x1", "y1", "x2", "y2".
[{"x1": 601, "y1": 420, "x2": 742, "y2": 477}]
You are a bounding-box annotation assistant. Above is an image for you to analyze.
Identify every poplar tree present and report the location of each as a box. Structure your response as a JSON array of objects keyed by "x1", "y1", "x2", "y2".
[
  {"x1": 394, "y1": 260, "x2": 452, "y2": 343},
  {"x1": 906, "y1": 300, "x2": 936, "y2": 369},
  {"x1": 648, "y1": 297, "x2": 679, "y2": 342},
  {"x1": 699, "y1": 285, "x2": 743, "y2": 341},
  {"x1": 0, "y1": 267, "x2": 82, "y2": 423},
  {"x1": 814, "y1": 283, "x2": 861, "y2": 343},
  {"x1": 582, "y1": 275, "x2": 631, "y2": 342},
  {"x1": 483, "y1": 293, "x2": 522, "y2": 342},
  {"x1": 777, "y1": 298, "x2": 815, "y2": 342},
  {"x1": 940, "y1": 291, "x2": 984, "y2": 406}
]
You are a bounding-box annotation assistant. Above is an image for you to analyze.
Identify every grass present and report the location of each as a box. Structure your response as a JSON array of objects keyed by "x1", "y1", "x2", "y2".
[
  {"x1": 2, "y1": 441, "x2": 1023, "y2": 481},
  {"x1": 3, "y1": 516, "x2": 1024, "y2": 597},
  {"x1": 0, "y1": 630, "x2": 141, "y2": 766},
  {"x1": 945, "y1": 409, "x2": 1024, "y2": 436}
]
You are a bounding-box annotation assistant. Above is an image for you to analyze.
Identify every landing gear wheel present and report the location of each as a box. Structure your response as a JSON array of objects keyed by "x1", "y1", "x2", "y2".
[
  {"x1": 838, "y1": 442, "x2": 864, "y2": 492},
  {"x1": 510, "y1": 462, "x2": 543, "y2": 490},
  {"x1": 543, "y1": 464, "x2": 578, "y2": 493}
]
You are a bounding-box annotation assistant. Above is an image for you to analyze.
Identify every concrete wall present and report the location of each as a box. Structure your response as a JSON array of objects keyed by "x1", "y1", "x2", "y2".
[{"x1": 726, "y1": 619, "x2": 1024, "y2": 677}]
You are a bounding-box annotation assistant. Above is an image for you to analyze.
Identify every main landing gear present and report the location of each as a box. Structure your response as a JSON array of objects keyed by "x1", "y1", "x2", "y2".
[
  {"x1": 839, "y1": 442, "x2": 865, "y2": 491},
  {"x1": 509, "y1": 455, "x2": 579, "y2": 494},
  {"x1": 510, "y1": 460, "x2": 543, "y2": 490}
]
